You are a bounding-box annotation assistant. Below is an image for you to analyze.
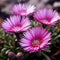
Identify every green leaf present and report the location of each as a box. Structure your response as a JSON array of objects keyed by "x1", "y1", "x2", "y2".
[{"x1": 44, "y1": 49, "x2": 51, "y2": 53}]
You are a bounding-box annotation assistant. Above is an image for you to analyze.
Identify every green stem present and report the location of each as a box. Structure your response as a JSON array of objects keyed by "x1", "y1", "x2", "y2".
[{"x1": 41, "y1": 52, "x2": 51, "y2": 60}]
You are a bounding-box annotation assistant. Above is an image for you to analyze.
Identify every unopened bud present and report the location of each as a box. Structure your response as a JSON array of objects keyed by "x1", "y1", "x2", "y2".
[
  {"x1": 8, "y1": 51, "x2": 15, "y2": 57},
  {"x1": 16, "y1": 52, "x2": 23, "y2": 58}
]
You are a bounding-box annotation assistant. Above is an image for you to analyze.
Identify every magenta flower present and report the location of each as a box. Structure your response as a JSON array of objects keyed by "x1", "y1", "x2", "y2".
[
  {"x1": 2, "y1": 16, "x2": 31, "y2": 33},
  {"x1": 12, "y1": 4, "x2": 35, "y2": 16},
  {"x1": 34, "y1": 8, "x2": 59, "y2": 26},
  {"x1": 20, "y1": 27, "x2": 51, "y2": 53}
]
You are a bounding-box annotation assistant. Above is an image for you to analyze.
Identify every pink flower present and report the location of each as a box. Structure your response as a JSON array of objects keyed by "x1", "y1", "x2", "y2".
[
  {"x1": 20, "y1": 27, "x2": 51, "y2": 53},
  {"x1": 2, "y1": 16, "x2": 31, "y2": 33},
  {"x1": 12, "y1": 4, "x2": 35, "y2": 16},
  {"x1": 34, "y1": 8, "x2": 60, "y2": 26}
]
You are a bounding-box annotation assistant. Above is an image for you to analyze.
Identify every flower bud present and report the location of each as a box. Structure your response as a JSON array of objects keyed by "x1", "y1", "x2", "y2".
[
  {"x1": 8, "y1": 51, "x2": 15, "y2": 57},
  {"x1": 16, "y1": 52, "x2": 23, "y2": 58}
]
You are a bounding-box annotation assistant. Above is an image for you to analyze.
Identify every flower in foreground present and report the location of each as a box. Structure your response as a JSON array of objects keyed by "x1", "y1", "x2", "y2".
[
  {"x1": 20, "y1": 27, "x2": 51, "y2": 53},
  {"x1": 12, "y1": 4, "x2": 35, "y2": 16},
  {"x1": 2, "y1": 16, "x2": 31, "y2": 33},
  {"x1": 34, "y1": 8, "x2": 60, "y2": 26}
]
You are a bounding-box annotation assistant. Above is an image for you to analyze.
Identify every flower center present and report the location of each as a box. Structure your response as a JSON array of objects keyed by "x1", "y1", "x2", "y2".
[
  {"x1": 43, "y1": 18, "x2": 51, "y2": 22},
  {"x1": 13, "y1": 26, "x2": 21, "y2": 31},
  {"x1": 47, "y1": 19, "x2": 50, "y2": 22},
  {"x1": 20, "y1": 10, "x2": 27, "y2": 15},
  {"x1": 32, "y1": 39, "x2": 42, "y2": 47}
]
